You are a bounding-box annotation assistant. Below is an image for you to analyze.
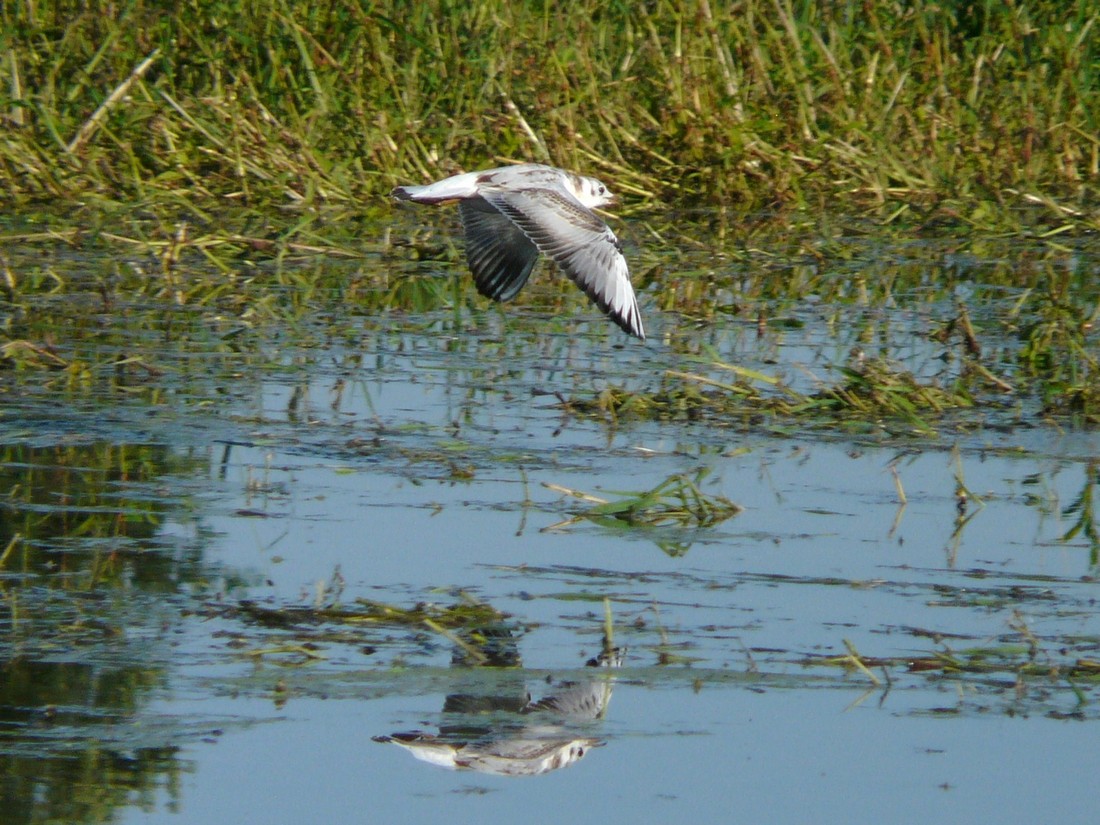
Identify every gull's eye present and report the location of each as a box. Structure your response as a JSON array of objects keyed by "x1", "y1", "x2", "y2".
[{"x1": 598, "y1": 185, "x2": 606, "y2": 195}]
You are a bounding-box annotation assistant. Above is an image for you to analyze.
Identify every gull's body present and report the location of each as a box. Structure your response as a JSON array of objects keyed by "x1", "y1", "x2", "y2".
[{"x1": 392, "y1": 164, "x2": 644, "y2": 339}]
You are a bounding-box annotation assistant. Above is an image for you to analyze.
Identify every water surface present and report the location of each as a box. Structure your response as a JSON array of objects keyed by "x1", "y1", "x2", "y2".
[{"x1": 1, "y1": 221, "x2": 1098, "y2": 823}]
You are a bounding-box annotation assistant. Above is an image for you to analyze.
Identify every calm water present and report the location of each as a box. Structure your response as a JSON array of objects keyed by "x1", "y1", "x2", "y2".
[{"x1": 1, "y1": 222, "x2": 1098, "y2": 824}]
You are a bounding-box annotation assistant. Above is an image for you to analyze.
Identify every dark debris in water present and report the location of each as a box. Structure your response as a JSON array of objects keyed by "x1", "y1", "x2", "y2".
[
  {"x1": 213, "y1": 594, "x2": 523, "y2": 667},
  {"x1": 233, "y1": 595, "x2": 512, "y2": 631}
]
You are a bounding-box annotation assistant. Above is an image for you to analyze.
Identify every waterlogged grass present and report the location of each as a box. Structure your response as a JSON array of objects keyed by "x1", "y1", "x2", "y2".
[
  {"x1": 542, "y1": 468, "x2": 742, "y2": 531},
  {"x1": 575, "y1": 356, "x2": 981, "y2": 432},
  {"x1": 571, "y1": 346, "x2": 1093, "y2": 432},
  {"x1": 194, "y1": 563, "x2": 1100, "y2": 707},
  {"x1": 1, "y1": 226, "x2": 1096, "y2": 433},
  {"x1": 199, "y1": 572, "x2": 1100, "y2": 719},
  {"x1": 806, "y1": 615, "x2": 1100, "y2": 718},
  {"x1": 568, "y1": 234, "x2": 1099, "y2": 429},
  {"x1": 229, "y1": 592, "x2": 520, "y2": 667},
  {"x1": 1, "y1": 1, "x2": 1097, "y2": 427}
]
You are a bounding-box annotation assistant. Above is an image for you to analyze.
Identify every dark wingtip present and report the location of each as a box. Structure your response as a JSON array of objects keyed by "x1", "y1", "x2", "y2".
[
  {"x1": 611, "y1": 306, "x2": 645, "y2": 340},
  {"x1": 390, "y1": 186, "x2": 412, "y2": 201}
]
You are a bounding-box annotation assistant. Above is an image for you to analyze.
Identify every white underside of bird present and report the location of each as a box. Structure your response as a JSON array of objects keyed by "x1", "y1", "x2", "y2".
[
  {"x1": 373, "y1": 731, "x2": 602, "y2": 777},
  {"x1": 392, "y1": 163, "x2": 645, "y2": 340}
]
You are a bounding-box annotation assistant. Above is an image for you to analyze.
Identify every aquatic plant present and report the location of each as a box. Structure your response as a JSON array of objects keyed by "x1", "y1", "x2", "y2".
[{"x1": 543, "y1": 468, "x2": 742, "y2": 530}]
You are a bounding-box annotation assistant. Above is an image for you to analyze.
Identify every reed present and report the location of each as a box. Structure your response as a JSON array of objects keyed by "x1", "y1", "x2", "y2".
[{"x1": 0, "y1": 0, "x2": 1095, "y2": 225}]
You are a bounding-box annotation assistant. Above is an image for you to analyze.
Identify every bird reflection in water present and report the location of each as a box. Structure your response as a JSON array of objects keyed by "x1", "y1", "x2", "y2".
[{"x1": 373, "y1": 625, "x2": 624, "y2": 777}]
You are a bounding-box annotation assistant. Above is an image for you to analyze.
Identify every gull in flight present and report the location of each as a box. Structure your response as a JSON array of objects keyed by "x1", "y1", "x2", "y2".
[{"x1": 392, "y1": 164, "x2": 645, "y2": 339}]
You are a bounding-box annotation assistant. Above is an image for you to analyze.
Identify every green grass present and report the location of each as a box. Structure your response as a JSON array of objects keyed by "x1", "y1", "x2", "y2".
[{"x1": 1, "y1": 0, "x2": 1097, "y2": 226}]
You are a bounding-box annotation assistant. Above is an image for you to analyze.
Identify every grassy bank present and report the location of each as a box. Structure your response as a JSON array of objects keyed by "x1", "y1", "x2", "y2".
[{"x1": 1, "y1": 0, "x2": 1097, "y2": 226}]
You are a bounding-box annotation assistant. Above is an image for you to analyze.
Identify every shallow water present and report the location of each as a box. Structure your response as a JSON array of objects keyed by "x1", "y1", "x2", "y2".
[{"x1": 1, "y1": 222, "x2": 1098, "y2": 824}]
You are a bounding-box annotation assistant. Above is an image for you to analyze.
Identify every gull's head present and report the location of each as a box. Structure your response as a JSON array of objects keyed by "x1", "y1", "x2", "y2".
[{"x1": 568, "y1": 174, "x2": 616, "y2": 210}]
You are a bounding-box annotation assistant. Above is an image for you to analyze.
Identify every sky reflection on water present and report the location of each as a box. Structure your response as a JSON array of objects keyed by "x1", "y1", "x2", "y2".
[{"x1": 2, "y1": 234, "x2": 1098, "y2": 825}]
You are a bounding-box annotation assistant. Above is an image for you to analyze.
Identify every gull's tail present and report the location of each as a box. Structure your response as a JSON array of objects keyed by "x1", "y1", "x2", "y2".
[{"x1": 391, "y1": 171, "x2": 483, "y2": 204}]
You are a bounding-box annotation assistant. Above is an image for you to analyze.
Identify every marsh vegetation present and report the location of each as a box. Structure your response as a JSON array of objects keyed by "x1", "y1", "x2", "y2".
[{"x1": 1, "y1": 2, "x2": 1099, "y2": 822}]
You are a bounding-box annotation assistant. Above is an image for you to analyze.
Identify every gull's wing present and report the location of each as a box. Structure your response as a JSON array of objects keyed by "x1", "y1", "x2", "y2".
[
  {"x1": 479, "y1": 188, "x2": 645, "y2": 340},
  {"x1": 521, "y1": 680, "x2": 614, "y2": 720},
  {"x1": 458, "y1": 198, "x2": 540, "y2": 302}
]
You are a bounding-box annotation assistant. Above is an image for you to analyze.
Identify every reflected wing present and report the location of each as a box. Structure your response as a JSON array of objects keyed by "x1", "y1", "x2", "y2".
[
  {"x1": 458, "y1": 198, "x2": 540, "y2": 302},
  {"x1": 480, "y1": 188, "x2": 645, "y2": 340},
  {"x1": 522, "y1": 680, "x2": 614, "y2": 720}
]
